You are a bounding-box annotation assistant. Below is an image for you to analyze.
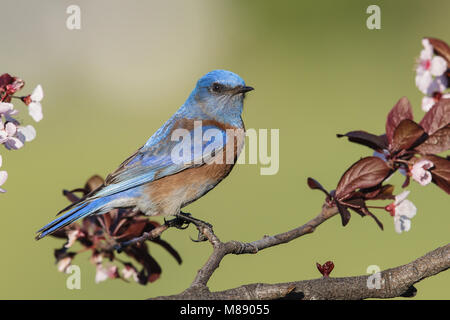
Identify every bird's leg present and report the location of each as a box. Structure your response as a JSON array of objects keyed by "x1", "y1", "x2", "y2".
[
  {"x1": 176, "y1": 212, "x2": 213, "y2": 228},
  {"x1": 163, "y1": 214, "x2": 190, "y2": 230},
  {"x1": 175, "y1": 211, "x2": 213, "y2": 242}
]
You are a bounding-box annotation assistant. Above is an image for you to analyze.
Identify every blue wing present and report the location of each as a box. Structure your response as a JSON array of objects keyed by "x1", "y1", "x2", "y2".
[
  {"x1": 36, "y1": 121, "x2": 228, "y2": 239},
  {"x1": 95, "y1": 123, "x2": 228, "y2": 198}
]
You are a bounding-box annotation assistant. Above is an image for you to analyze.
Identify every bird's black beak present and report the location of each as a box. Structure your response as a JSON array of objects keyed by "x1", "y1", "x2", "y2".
[
  {"x1": 234, "y1": 86, "x2": 254, "y2": 95},
  {"x1": 233, "y1": 86, "x2": 255, "y2": 96}
]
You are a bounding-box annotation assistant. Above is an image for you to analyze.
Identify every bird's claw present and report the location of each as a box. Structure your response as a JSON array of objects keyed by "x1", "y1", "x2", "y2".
[
  {"x1": 174, "y1": 212, "x2": 213, "y2": 242},
  {"x1": 190, "y1": 230, "x2": 209, "y2": 242},
  {"x1": 177, "y1": 212, "x2": 213, "y2": 228},
  {"x1": 164, "y1": 216, "x2": 190, "y2": 230}
]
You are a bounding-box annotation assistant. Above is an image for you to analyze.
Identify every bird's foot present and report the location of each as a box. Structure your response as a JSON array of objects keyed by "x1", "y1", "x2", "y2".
[
  {"x1": 164, "y1": 215, "x2": 190, "y2": 230},
  {"x1": 175, "y1": 212, "x2": 213, "y2": 242},
  {"x1": 176, "y1": 212, "x2": 213, "y2": 228}
]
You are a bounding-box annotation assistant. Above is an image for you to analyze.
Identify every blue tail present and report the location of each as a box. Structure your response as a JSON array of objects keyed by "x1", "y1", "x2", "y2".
[{"x1": 35, "y1": 198, "x2": 107, "y2": 240}]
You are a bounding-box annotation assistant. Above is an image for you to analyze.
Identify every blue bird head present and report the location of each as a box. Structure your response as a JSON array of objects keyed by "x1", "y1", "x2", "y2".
[{"x1": 184, "y1": 70, "x2": 253, "y2": 126}]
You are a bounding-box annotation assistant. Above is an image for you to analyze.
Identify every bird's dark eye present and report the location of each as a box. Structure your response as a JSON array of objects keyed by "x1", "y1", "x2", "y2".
[{"x1": 211, "y1": 83, "x2": 225, "y2": 93}]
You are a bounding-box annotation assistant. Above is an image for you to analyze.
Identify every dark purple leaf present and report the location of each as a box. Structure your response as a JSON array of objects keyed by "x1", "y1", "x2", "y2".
[
  {"x1": 348, "y1": 206, "x2": 365, "y2": 217},
  {"x1": 358, "y1": 184, "x2": 395, "y2": 200},
  {"x1": 324, "y1": 262, "x2": 334, "y2": 276},
  {"x1": 316, "y1": 261, "x2": 334, "y2": 277},
  {"x1": 125, "y1": 244, "x2": 162, "y2": 285},
  {"x1": 336, "y1": 202, "x2": 351, "y2": 226},
  {"x1": 337, "y1": 131, "x2": 387, "y2": 151},
  {"x1": 316, "y1": 263, "x2": 324, "y2": 274},
  {"x1": 151, "y1": 238, "x2": 182, "y2": 265},
  {"x1": 419, "y1": 98, "x2": 450, "y2": 135},
  {"x1": 415, "y1": 125, "x2": 450, "y2": 155},
  {"x1": 114, "y1": 219, "x2": 147, "y2": 240},
  {"x1": 391, "y1": 119, "x2": 427, "y2": 152},
  {"x1": 62, "y1": 189, "x2": 84, "y2": 203},
  {"x1": 336, "y1": 157, "x2": 391, "y2": 200},
  {"x1": 307, "y1": 177, "x2": 329, "y2": 196},
  {"x1": 386, "y1": 97, "x2": 414, "y2": 145},
  {"x1": 402, "y1": 175, "x2": 411, "y2": 188}
]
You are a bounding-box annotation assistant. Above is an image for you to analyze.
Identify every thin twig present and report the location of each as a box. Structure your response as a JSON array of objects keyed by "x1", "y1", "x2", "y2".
[
  {"x1": 189, "y1": 203, "x2": 338, "y2": 288},
  {"x1": 114, "y1": 224, "x2": 169, "y2": 252}
]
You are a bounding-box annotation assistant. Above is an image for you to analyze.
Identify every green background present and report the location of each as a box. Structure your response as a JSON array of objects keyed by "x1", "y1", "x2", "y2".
[{"x1": 0, "y1": 0, "x2": 448, "y2": 299}]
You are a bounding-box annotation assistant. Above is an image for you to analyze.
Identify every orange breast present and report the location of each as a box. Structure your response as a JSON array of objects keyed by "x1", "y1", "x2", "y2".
[{"x1": 143, "y1": 126, "x2": 245, "y2": 216}]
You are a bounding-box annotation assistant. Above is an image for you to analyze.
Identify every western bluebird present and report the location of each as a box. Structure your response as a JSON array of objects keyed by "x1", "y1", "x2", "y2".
[{"x1": 36, "y1": 70, "x2": 253, "y2": 240}]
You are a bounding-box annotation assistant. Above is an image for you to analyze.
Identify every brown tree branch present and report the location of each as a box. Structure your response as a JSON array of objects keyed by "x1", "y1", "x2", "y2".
[
  {"x1": 152, "y1": 243, "x2": 449, "y2": 300},
  {"x1": 143, "y1": 202, "x2": 448, "y2": 300}
]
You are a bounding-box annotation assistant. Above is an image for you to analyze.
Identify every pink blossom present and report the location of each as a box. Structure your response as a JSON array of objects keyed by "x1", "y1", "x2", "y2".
[
  {"x1": 410, "y1": 160, "x2": 434, "y2": 186},
  {"x1": 415, "y1": 39, "x2": 448, "y2": 95},
  {"x1": 1, "y1": 107, "x2": 19, "y2": 124},
  {"x1": 23, "y1": 85, "x2": 44, "y2": 122},
  {"x1": 107, "y1": 265, "x2": 120, "y2": 279},
  {"x1": 121, "y1": 264, "x2": 139, "y2": 282},
  {"x1": 95, "y1": 265, "x2": 119, "y2": 283},
  {"x1": 91, "y1": 253, "x2": 103, "y2": 265},
  {"x1": 0, "y1": 121, "x2": 24, "y2": 150},
  {"x1": 0, "y1": 75, "x2": 42, "y2": 195},
  {"x1": 16, "y1": 125, "x2": 36, "y2": 143},
  {"x1": 95, "y1": 265, "x2": 109, "y2": 283},
  {"x1": 385, "y1": 191, "x2": 417, "y2": 234},
  {"x1": 64, "y1": 229, "x2": 83, "y2": 248},
  {"x1": 421, "y1": 92, "x2": 450, "y2": 112},
  {"x1": 57, "y1": 256, "x2": 73, "y2": 273},
  {"x1": 0, "y1": 102, "x2": 13, "y2": 114},
  {"x1": 0, "y1": 103, "x2": 19, "y2": 126}
]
